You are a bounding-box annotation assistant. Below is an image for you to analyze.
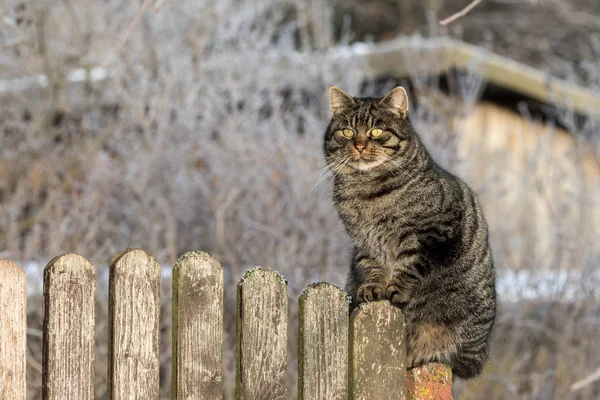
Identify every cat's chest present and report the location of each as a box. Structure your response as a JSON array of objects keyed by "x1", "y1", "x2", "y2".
[
  {"x1": 336, "y1": 199, "x2": 383, "y2": 228},
  {"x1": 335, "y1": 199, "x2": 398, "y2": 245}
]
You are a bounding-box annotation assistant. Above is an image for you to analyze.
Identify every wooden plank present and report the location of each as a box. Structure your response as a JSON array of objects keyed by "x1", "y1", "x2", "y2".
[
  {"x1": 298, "y1": 282, "x2": 349, "y2": 400},
  {"x1": 108, "y1": 248, "x2": 161, "y2": 400},
  {"x1": 407, "y1": 363, "x2": 453, "y2": 400},
  {"x1": 42, "y1": 254, "x2": 96, "y2": 400},
  {"x1": 0, "y1": 260, "x2": 27, "y2": 400},
  {"x1": 236, "y1": 268, "x2": 288, "y2": 400},
  {"x1": 357, "y1": 37, "x2": 600, "y2": 118},
  {"x1": 172, "y1": 251, "x2": 223, "y2": 399},
  {"x1": 350, "y1": 301, "x2": 407, "y2": 400}
]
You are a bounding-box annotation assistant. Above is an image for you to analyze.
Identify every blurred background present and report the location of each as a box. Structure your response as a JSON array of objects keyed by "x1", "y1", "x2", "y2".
[{"x1": 1, "y1": 0, "x2": 599, "y2": 398}]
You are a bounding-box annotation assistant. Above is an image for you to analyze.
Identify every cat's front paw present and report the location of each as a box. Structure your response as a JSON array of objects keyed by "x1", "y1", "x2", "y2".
[
  {"x1": 356, "y1": 282, "x2": 387, "y2": 304},
  {"x1": 385, "y1": 283, "x2": 410, "y2": 308}
]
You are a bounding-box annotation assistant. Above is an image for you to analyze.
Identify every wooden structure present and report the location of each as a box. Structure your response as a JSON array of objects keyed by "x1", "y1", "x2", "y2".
[{"x1": 0, "y1": 249, "x2": 452, "y2": 399}]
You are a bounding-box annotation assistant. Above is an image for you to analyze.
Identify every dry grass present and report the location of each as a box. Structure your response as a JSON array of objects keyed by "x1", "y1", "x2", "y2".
[{"x1": 0, "y1": 0, "x2": 599, "y2": 399}]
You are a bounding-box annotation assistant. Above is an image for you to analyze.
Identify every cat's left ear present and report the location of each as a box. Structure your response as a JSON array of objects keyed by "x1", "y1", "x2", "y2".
[
  {"x1": 329, "y1": 86, "x2": 355, "y2": 115},
  {"x1": 379, "y1": 86, "x2": 409, "y2": 118}
]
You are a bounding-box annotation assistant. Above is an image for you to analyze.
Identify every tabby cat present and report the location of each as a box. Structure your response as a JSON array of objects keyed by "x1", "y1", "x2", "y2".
[{"x1": 324, "y1": 86, "x2": 496, "y2": 379}]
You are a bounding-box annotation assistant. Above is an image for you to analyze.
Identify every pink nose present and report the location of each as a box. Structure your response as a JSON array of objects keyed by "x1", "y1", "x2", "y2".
[{"x1": 355, "y1": 144, "x2": 364, "y2": 153}]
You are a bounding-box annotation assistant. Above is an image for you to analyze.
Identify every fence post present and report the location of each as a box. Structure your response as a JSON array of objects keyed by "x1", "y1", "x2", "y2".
[
  {"x1": 236, "y1": 268, "x2": 287, "y2": 400},
  {"x1": 108, "y1": 248, "x2": 160, "y2": 400},
  {"x1": 350, "y1": 301, "x2": 407, "y2": 400},
  {"x1": 298, "y1": 282, "x2": 349, "y2": 400},
  {"x1": 172, "y1": 251, "x2": 223, "y2": 399},
  {"x1": 0, "y1": 260, "x2": 27, "y2": 400},
  {"x1": 42, "y1": 254, "x2": 96, "y2": 400},
  {"x1": 407, "y1": 363, "x2": 453, "y2": 400}
]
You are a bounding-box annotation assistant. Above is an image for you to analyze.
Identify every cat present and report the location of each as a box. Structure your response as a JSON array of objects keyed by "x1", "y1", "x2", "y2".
[{"x1": 323, "y1": 85, "x2": 496, "y2": 379}]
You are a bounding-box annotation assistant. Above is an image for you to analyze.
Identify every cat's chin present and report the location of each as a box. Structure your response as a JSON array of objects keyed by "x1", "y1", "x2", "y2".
[{"x1": 348, "y1": 158, "x2": 385, "y2": 171}]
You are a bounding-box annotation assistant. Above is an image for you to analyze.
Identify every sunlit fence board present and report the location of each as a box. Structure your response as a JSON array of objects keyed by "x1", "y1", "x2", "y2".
[
  {"x1": 0, "y1": 260, "x2": 27, "y2": 400},
  {"x1": 236, "y1": 268, "x2": 288, "y2": 400},
  {"x1": 42, "y1": 254, "x2": 96, "y2": 400},
  {"x1": 298, "y1": 282, "x2": 349, "y2": 400},
  {"x1": 172, "y1": 251, "x2": 223, "y2": 399},
  {"x1": 350, "y1": 301, "x2": 407, "y2": 400},
  {"x1": 108, "y1": 248, "x2": 161, "y2": 400}
]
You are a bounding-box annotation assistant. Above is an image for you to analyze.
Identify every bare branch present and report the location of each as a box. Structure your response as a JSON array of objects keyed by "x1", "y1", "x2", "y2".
[
  {"x1": 153, "y1": 0, "x2": 165, "y2": 13},
  {"x1": 439, "y1": 0, "x2": 484, "y2": 26},
  {"x1": 113, "y1": 0, "x2": 156, "y2": 54},
  {"x1": 571, "y1": 367, "x2": 600, "y2": 392}
]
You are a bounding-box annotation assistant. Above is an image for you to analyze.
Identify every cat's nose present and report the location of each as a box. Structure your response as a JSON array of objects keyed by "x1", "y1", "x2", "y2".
[{"x1": 355, "y1": 144, "x2": 365, "y2": 153}]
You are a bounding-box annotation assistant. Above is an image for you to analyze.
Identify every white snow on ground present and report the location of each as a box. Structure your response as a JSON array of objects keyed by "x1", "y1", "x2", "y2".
[{"x1": 0, "y1": 67, "x2": 112, "y2": 93}]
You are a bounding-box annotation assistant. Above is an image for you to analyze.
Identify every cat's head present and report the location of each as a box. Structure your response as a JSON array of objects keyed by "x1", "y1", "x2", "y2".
[{"x1": 324, "y1": 86, "x2": 419, "y2": 174}]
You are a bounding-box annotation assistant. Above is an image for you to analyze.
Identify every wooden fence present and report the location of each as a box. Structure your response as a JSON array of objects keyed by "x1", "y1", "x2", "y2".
[{"x1": 0, "y1": 248, "x2": 452, "y2": 399}]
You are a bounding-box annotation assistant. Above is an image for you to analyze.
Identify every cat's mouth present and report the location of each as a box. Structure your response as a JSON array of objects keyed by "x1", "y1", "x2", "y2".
[{"x1": 347, "y1": 156, "x2": 385, "y2": 171}]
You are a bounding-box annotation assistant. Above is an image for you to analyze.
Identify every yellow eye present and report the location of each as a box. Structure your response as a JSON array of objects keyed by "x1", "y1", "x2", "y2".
[
  {"x1": 370, "y1": 128, "x2": 384, "y2": 138},
  {"x1": 342, "y1": 129, "x2": 355, "y2": 138}
]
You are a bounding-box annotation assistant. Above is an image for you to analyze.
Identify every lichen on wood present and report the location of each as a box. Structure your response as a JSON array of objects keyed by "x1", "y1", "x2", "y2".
[{"x1": 407, "y1": 363, "x2": 453, "y2": 400}]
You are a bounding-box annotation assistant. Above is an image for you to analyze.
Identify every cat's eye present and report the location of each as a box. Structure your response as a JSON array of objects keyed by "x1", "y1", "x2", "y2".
[
  {"x1": 370, "y1": 128, "x2": 384, "y2": 138},
  {"x1": 342, "y1": 129, "x2": 355, "y2": 138}
]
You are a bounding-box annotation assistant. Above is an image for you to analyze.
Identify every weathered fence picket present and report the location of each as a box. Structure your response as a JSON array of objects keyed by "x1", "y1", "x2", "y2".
[
  {"x1": 42, "y1": 254, "x2": 96, "y2": 400},
  {"x1": 108, "y1": 248, "x2": 161, "y2": 400},
  {"x1": 172, "y1": 251, "x2": 223, "y2": 399},
  {"x1": 350, "y1": 301, "x2": 408, "y2": 400},
  {"x1": 407, "y1": 362, "x2": 453, "y2": 399},
  {"x1": 0, "y1": 249, "x2": 454, "y2": 399},
  {"x1": 298, "y1": 282, "x2": 349, "y2": 400},
  {"x1": 0, "y1": 260, "x2": 27, "y2": 400},
  {"x1": 236, "y1": 268, "x2": 288, "y2": 400}
]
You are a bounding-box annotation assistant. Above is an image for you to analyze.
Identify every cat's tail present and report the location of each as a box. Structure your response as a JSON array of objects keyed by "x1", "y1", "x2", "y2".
[{"x1": 450, "y1": 344, "x2": 489, "y2": 379}]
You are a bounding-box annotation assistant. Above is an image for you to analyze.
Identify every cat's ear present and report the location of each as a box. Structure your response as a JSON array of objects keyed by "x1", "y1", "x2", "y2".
[
  {"x1": 329, "y1": 86, "x2": 355, "y2": 115},
  {"x1": 379, "y1": 86, "x2": 409, "y2": 118}
]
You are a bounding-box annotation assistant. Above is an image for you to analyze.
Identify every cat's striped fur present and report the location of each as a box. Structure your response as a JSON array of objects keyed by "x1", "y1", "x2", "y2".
[{"x1": 324, "y1": 86, "x2": 496, "y2": 379}]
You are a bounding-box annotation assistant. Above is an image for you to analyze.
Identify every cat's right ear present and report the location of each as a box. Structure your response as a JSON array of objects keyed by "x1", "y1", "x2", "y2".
[{"x1": 329, "y1": 86, "x2": 355, "y2": 116}]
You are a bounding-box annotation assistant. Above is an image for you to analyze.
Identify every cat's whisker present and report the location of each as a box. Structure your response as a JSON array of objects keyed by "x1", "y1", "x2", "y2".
[
  {"x1": 309, "y1": 165, "x2": 331, "y2": 179},
  {"x1": 325, "y1": 158, "x2": 350, "y2": 187},
  {"x1": 311, "y1": 157, "x2": 348, "y2": 192},
  {"x1": 310, "y1": 157, "x2": 342, "y2": 182},
  {"x1": 311, "y1": 168, "x2": 335, "y2": 191}
]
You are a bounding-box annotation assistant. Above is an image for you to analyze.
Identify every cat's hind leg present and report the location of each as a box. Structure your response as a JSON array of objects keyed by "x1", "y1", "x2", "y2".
[{"x1": 406, "y1": 321, "x2": 458, "y2": 370}]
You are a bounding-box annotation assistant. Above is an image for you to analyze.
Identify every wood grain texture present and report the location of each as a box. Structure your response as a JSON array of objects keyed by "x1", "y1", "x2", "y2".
[
  {"x1": 0, "y1": 260, "x2": 27, "y2": 400},
  {"x1": 108, "y1": 248, "x2": 160, "y2": 400},
  {"x1": 172, "y1": 251, "x2": 223, "y2": 400},
  {"x1": 350, "y1": 301, "x2": 407, "y2": 400},
  {"x1": 42, "y1": 254, "x2": 96, "y2": 400},
  {"x1": 298, "y1": 282, "x2": 349, "y2": 400},
  {"x1": 236, "y1": 268, "x2": 288, "y2": 400}
]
